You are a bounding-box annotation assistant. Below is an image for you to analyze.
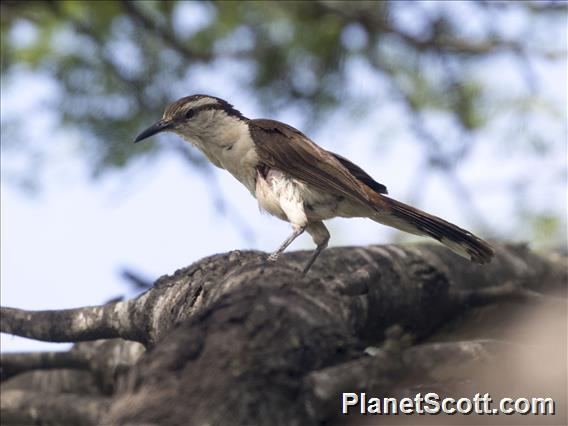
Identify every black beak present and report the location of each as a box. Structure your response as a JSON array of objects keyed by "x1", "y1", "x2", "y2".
[{"x1": 134, "y1": 120, "x2": 173, "y2": 143}]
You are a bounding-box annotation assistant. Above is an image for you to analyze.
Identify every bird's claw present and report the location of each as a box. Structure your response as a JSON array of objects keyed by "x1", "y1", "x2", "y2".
[{"x1": 267, "y1": 253, "x2": 280, "y2": 262}]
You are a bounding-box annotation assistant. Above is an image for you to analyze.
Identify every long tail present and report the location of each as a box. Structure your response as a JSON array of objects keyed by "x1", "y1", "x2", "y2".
[{"x1": 374, "y1": 196, "x2": 495, "y2": 264}]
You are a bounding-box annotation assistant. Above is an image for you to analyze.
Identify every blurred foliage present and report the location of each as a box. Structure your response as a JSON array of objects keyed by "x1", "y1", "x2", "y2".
[
  {"x1": 0, "y1": 1, "x2": 566, "y2": 244},
  {"x1": 1, "y1": 1, "x2": 565, "y2": 172},
  {"x1": 525, "y1": 213, "x2": 563, "y2": 248}
]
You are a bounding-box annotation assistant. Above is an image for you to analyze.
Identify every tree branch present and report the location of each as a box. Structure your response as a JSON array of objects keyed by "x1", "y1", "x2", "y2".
[
  {"x1": 120, "y1": 0, "x2": 213, "y2": 62},
  {"x1": 2, "y1": 339, "x2": 145, "y2": 395},
  {"x1": 0, "y1": 300, "x2": 146, "y2": 345},
  {"x1": 99, "y1": 243, "x2": 564, "y2": 425},
  {"x1": 2, "y1": 244, "x2": 564, "y2": 350},
  {"x1": 1, "y1": 390, "x2": 111, "y2": 426},
  {"x1": 1, "y1": 351, "x2": 89, "y2": 382},
  {"x1": 304, "y1": 337, "x2": 520, "y2": 420},
  {"x1": 1, "y1": 243, "x2": 565, "y2": 424}
]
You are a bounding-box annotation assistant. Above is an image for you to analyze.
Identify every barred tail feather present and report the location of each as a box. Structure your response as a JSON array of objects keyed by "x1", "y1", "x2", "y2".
[{"x1": 375, "y1": 197, "x2": 495, "y2": 264}]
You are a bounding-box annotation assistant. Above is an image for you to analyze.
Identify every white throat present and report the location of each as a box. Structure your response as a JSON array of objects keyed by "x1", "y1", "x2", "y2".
[{"x1": 174, "y1": 111, "x2": 259, "y2": 194}]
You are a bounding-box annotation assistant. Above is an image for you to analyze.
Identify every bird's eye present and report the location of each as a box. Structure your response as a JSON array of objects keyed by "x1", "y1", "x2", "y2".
[{"x1": 185, "y1": 109, "x2": 195, "y2": 119}]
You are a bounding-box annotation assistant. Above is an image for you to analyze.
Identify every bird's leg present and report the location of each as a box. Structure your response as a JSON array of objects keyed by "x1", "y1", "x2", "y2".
[
  {"x1": 267, "y1": 225, "x2": 306, "y2": 262},
  {"x1": 302, "y1": 243, "x2": 327, "y2": 275},
  {"x1": 303, "y1": 222, "x2": 330, "y2": 274}
]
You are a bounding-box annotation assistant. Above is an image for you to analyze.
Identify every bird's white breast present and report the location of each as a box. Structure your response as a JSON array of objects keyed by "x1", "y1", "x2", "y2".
[
  {"x1": 255, "y1": 170, "x2": 307, "y2": 225},
  {"x1": 255, "y1": 169, "x2": 350, "y2": 227},
  {"x1": 175, "y1": 110, "x2": 362, "y2": 227}
]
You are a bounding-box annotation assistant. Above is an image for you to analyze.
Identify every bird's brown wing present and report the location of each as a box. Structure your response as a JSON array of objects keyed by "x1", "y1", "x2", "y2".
[
  {"x1": 330, "y1": 152, "x2": 388, "y2": 195},
  {"x1": 250, "y1": 120, "x2": 494, "y2": 264},
  {"x1": 249, "y1": 119, "x2": 387, "y2": 210}
]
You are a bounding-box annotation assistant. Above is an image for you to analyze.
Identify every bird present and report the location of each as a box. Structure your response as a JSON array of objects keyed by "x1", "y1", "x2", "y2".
[{"x1": 134, "y1": 94, "x2": 494, "y2": 273}]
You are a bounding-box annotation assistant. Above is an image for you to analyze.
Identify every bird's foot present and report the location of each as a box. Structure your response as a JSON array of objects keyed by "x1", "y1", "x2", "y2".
[{"x1": 267, "y1": 253, "x2": 280, "y2": 262}]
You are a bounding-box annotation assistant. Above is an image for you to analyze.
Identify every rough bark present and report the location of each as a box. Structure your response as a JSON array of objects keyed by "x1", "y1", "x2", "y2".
[
  {"x1": 1, "y1": 339, "x2": 145, "y2": 393},
  {"x1": 1, "y1": 389, "x2": 111, "y2": 425},
  {"x1": 1, "y1": 243, "x2": 566, "y2": 425}
]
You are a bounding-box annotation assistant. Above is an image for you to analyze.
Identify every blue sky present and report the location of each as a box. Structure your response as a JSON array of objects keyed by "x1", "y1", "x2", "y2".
[{"x1": 1, "y1": 3, "x2": 566, "y2": 352}]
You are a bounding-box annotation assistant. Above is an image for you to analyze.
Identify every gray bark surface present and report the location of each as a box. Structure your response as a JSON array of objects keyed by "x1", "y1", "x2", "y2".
[{"x1": 1, "y1": 243, "x2": 566, "y2": 425}]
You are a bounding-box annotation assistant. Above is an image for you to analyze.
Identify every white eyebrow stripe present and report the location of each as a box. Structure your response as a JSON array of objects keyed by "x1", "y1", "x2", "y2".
[
  {"x1": 187, "y1": 97, "x2": 220, "y2": 108},
  {"x1": 162, "y1": 96, "x2": 221, "y2": 120}
]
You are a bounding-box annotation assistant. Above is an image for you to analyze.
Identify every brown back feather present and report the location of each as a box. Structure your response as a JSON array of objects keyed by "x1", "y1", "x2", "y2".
[
  {"x1": 249, "y1": 119, "x2": 493, "y2": 264},
  {"x1": 249, "y1": 119, "x2": 387, "y2": 210}
]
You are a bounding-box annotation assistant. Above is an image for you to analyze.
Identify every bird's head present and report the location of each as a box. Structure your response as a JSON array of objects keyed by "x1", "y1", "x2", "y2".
[{"x1": 134, "y1": 94, "x2": 246, "y2": 144}]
